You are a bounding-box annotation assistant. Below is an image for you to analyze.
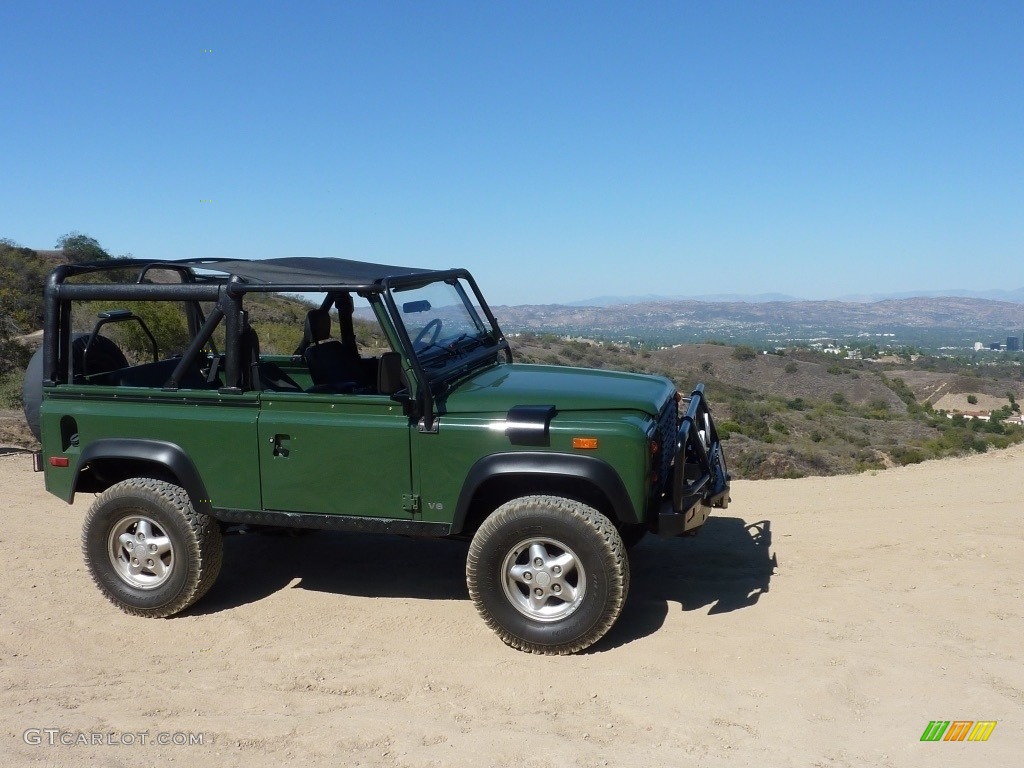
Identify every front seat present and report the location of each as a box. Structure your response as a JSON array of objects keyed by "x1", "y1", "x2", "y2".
[
  {"x1": 303, "y1": 309, "x2": 366, "y2": 393},
  {"x1": 240, "y1": 323, "x2": 302, "y2": 392}
]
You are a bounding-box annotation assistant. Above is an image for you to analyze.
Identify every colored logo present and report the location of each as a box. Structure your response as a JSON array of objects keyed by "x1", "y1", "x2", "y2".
[{"x1": 920, "y1": 721, "x2": 997, "y2": 742}]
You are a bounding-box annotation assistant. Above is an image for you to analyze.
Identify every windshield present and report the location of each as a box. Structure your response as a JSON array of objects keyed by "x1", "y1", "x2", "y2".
[{"x1": 391, "y1": 278, "x2": 492, "y2": 369}]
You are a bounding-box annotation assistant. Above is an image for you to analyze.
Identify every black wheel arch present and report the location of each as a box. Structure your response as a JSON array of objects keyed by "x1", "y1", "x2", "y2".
[
  {"x1": 71, "y1": 439, "x2": 212, "y2": 516},
  {"x1": 452, "y1": 452, "x2": 638, "y2": 536}
]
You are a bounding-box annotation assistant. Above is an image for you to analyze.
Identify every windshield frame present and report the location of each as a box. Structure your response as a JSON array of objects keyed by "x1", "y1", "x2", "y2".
[
  {"x1": 379, "y1": 269, "x2": 511, "y2": 430},
  {"x1": 381, "y1": 270, "x2": 509, "y2": 375}
]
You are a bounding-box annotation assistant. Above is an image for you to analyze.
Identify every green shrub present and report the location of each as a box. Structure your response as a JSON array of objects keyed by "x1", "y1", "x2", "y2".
[
  {"x1": 891, "y1": 446, "x2": 926, "y2": 465},
  {"x1": 716, "y1": 420, "x2": 741, "y2": 439},
  {"x1": 784, "y1": 362, "x2": 798, "y2": 374},
  {"x1": 0, "y1": 334, "x2": 31, "y2": 379},
  {"x1": 883, "y1": 375, "x2": 917, "y2": 406},
  {"x1": 967, "y1": 394, "x2": 978, "y2": 405},
  {"x1": 0, "y1": 369, "x2": 25, "y2": 408},
  {"x1": 732, "y1": 345, "x2": 757, "y2": 361}
]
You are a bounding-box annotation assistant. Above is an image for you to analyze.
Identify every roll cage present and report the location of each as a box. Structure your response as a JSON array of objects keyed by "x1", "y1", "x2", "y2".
[{"x1": 42, "y1": 257, "x2": 513, "y2": 430}]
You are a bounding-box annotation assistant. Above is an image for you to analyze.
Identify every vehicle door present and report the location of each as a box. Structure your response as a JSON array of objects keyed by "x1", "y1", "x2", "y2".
[{"x1": 257, "y1": 391, "x2": 413, "y2": 517}]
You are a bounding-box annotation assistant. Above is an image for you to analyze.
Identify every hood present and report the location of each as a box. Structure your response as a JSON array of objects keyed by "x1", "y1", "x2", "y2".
[{"x1": 442, "y1": 363, "x2": 675, "y2": 417}]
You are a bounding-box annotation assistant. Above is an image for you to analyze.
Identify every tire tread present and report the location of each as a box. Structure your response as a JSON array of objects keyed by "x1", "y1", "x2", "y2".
[
  {"x1": 466, "y1": 495, "x2": 628, "y2": 655},
  {"x1": 81, "y1": 478, "x2": 223, "y2": 618}
]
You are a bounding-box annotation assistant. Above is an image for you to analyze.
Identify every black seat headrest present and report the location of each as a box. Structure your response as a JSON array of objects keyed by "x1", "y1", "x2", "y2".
[{"x1": 304, "y1": 309, "x2": 333, "y2": 344}]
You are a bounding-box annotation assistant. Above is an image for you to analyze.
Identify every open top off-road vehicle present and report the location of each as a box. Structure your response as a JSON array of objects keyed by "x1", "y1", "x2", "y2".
[{"x1": 27, "y1": 257, "x2": 730, "y2": 654}]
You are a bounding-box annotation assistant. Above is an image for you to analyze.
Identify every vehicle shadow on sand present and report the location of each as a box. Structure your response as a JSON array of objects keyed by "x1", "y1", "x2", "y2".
[
  {"x1": 189, "y1": 517, "x2": 777, "y2": 651},
  {"x1": 189, "y1": 530, "x2": 471, "y2": 615},
  {"x1": 593, "y1": 517, "x2": 777, "y2": 651}
]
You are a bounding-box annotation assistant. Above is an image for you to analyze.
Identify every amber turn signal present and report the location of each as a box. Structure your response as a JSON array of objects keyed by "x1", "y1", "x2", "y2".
[{"x1": 572, "y1": 437, "x2": 599, "y2": 450}]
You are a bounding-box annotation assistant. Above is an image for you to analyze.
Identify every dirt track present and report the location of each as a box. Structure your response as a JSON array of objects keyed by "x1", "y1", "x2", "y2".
[{"x1": 1, "y1": 446, "x2": 1021, "y2": 767}]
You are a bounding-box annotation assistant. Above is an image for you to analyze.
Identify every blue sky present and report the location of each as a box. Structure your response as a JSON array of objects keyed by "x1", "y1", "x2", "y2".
[{"x1": 2, "y1": 1, "x2": 1021, "y2": 305}]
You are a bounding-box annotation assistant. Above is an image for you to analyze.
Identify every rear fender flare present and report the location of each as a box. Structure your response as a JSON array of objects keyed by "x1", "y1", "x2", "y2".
[{"x1": 72, "y1": 439, "x2": 212, "y2": 514}]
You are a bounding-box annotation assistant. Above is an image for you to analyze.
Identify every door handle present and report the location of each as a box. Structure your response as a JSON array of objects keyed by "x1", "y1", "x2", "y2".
[{"x1": 270, "y1": 434, "x2": 290, "y2": 458}]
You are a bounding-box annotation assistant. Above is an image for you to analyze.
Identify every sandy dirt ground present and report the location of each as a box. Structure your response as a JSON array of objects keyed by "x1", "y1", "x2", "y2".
[{"x1": 1, "y1": 445, "x2": 1021, "y2": 767}]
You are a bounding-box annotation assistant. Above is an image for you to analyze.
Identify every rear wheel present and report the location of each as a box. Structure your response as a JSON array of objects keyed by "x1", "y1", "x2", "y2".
[
  {"x1": 82, "y1": 478, "x2": 223, "y2": 617},
  {"x1": 466, "y1": 495, "x2": 629, "y2": 654}
]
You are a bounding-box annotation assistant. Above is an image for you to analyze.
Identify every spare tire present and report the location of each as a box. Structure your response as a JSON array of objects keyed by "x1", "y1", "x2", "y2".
[
  {"x1": 22, "y1": 333, "x2": 131, "y2": 440},
  {"x1": 22, "y1": 346, "x2": 44, "y2": 440}
]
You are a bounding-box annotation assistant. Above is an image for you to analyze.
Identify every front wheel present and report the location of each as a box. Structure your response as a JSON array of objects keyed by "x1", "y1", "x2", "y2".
[
  {"x1": 82, "y1": 478, "x2": 223, "y2": 618},
  {"x1": 466, "y1": 495, "x2": 629, "y2": 654}
]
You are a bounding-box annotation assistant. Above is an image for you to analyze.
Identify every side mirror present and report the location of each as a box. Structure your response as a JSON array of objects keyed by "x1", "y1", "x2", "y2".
[{"x1": 377, "y1": 351, "x2": 408, "y2": 395}]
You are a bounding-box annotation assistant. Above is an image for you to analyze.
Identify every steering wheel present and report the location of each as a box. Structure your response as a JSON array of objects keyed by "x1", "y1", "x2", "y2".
[{"x1": 413, "y1": 318, "x2": 443, "y2": 350}]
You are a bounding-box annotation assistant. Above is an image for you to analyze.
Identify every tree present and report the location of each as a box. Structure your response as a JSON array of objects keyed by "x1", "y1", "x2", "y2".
[
  {"x1": 55, "y1": 232, "x2": 110, "y2": 263},
  {"x1": 0, "y1": 241, "x2": 50, "y2": 333}
]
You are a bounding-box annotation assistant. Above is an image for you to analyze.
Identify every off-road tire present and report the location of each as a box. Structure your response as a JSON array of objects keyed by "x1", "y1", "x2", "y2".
[
  {"x1": 466, "y1": 495, "x2": 629, "y2": 655},
  {"x1": 82, "y1": 478, "x2": 223, "y2": 617},
  {"x1": 21, "y1": 347, "x2": 44, "y2": 440}
]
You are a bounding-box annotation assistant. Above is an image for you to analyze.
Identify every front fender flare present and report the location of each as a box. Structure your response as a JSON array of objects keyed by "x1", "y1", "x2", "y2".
[{"x1": 452, "y1": 452, "x2": 638, "y2": 534}]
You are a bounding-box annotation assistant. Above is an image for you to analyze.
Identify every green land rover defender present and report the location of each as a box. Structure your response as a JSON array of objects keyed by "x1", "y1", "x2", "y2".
[{"x1": 27, "y1": 257, "x2": 730, "y2": 654}]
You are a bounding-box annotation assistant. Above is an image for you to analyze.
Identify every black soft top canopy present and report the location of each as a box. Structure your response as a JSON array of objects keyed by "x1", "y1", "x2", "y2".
[{"x1": 173, "y1": 257, "x2": 435, "y2": 286}]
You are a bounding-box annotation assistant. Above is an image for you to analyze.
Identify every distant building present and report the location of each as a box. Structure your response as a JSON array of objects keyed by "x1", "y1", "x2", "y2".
[
  {"x1": 974, "y1": 342, "x2": 984, "y2": 351},
  {"x1": 990, "y1": 343, "x2": 1002, "y2": 351},
  {"x1": 1007, "y1": 336, "x2": 1021, "y2": 351}
]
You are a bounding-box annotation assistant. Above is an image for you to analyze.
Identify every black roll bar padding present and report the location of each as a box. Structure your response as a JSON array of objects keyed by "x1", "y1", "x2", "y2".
[
  {"x1": 164, "y1": 303, "x2": 226, "y2": 390},
  {"x1": 42, "y1": 269, "x2": 62, "y2": 385},
  {"x1": 55, "y1": 282, "x2": 223, "y2": 301},
  {"x1": 222, "y1": 284, "x2": 243, "y2": 391},
  {"x1": 58, "y1": 300, "x2": 71, "y2": 383},
  {"x1": 45, "y1": 262, "x2": 224, "y2": 386},
  {"x1": 333, "y1": 292, "x2": 358, "y2": 353}
]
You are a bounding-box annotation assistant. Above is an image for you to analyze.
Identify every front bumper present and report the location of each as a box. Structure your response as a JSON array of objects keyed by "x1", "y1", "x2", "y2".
[{"x1": 657, "y1": 384, "x2": 731, "y2": 537}]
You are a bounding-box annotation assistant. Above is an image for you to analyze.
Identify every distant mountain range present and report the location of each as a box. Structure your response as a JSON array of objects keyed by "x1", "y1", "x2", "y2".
[
  {"x1": 495, "y1": 295, "x2": 1024, "y2": 348},
  {"x1": 569, "y1": 292, "x2": 801, "y2": 306},
  {"x1": 570, "y1": 288, "x2": 1024, "y2": 306}
]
